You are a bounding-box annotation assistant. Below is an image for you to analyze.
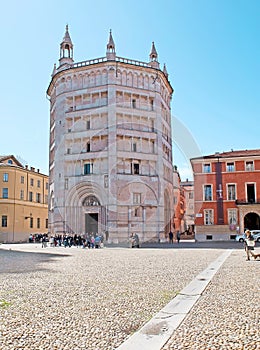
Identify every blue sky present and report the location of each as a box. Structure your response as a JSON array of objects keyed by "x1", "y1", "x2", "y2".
[{"x1": 0, "y1": 0, "x2": 259, "y2": 180}]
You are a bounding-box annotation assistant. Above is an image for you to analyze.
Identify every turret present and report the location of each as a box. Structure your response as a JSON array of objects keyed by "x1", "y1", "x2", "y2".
[
  {"x1": 51, "y1": 63, "x2": 57, "y2": 77},
  {"x1": 163, "y1": 63, "x2": 169, "y2": 79},
  {"x1": 59, "y1": 25, "x2": 74, "y2": 67},
  {"x1": 106, "y1": 30, "x2": 116, "y2": 60},
  {"x1": 148, "y1": 42, "x2": 159, "y2": 69}
]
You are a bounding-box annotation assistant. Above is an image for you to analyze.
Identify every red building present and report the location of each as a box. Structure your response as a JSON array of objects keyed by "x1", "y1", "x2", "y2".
[{"x1": 191, "y1": 149, "x2": 260, "y2": 241}]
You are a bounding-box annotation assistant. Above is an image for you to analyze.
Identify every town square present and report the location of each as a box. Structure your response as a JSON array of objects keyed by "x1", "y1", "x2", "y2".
[
  {"x1": 0, "y1": 242, "x2": 259, "y2": 349},
  {"x1": 0, "y1": 0, "x2": 259, "y2": 349}
]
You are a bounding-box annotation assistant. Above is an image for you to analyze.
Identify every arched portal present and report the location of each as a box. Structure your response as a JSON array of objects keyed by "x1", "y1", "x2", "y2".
[
  {"x1": 244, "y1": 212, "x2": 260, "y2": 230},
  {"x1": 83, "y1": 195, "x2": 101, "y2": 234}
]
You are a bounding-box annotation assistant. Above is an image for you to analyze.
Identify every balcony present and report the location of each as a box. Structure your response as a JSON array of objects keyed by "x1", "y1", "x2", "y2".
[{"x1": 235, "y1": 199, "x2": 260, "y2": 205}]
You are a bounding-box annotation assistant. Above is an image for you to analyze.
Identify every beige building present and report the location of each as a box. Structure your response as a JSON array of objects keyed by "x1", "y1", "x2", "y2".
[
  {"x1": 0, "y1": 155, "x2": 49, "y2": 243},
  {"x1": 47, "y1": 27, "x2": 174, "y2": 243}
]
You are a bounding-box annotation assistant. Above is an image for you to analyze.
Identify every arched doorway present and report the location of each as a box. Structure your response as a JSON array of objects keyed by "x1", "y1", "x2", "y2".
[
  {"x1": 83, "y1": 195, "x2": 101, "y2": 234},
  {"x1": 244, "y1": 212, "x2": 260, "y2": 230}
]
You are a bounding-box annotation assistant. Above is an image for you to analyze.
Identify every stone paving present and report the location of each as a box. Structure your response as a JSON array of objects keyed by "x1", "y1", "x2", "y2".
[
  {"x1": 162, "y1": 249, "x2": 260, "y2": 350},
  {"x1": 0, "y1": 243, "x2": 259, "y2": 350}
]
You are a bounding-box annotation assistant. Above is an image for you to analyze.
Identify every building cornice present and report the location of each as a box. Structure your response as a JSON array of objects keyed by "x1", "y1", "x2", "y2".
[{"x1": 47, "y1": 56, "x2": 173, "y2": 97}]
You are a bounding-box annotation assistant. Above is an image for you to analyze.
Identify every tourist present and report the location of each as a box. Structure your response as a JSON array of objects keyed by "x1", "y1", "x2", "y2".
[{"x1": 244, "y1": 230, "x2": 255, "y2": 261}]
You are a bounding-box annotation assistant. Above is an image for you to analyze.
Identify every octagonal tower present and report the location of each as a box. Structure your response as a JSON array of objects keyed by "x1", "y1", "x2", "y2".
[{"x1": 47, "y1": 26, "x2": 174, "y2": 243}]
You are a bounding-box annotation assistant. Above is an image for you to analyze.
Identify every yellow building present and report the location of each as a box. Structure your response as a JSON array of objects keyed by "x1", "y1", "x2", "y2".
[{"x1": 0, "y1": 155, "x2": 49, "y2": 243}]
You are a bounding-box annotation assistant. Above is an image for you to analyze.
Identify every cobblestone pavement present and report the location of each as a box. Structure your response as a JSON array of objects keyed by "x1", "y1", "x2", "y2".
[
  {"x1": 0, "y1": 243, "x2": 259, "y2": 349},
  {"x1": 162, "y1": 249, "x2": 260, "y2": 350}
]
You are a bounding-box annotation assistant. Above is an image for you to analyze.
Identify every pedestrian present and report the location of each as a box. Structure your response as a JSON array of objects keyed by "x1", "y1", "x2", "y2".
[
  {"x1": 169, "y1": 231, "x2": 173, "y2": 244},
  {"x1": 244, "y1": 230, "x2": 255, "y2": 261},
  {"x1": 177, "y1": 231, "x2": 181, "y2": 244},
  {"x1": 134, "y1": 233, "x2": 140, "y2": 248}
]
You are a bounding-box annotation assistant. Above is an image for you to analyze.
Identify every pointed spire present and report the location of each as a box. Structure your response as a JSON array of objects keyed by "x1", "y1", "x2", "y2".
[
  {"x1": 59, "y1": 24, "x2": 74, "y2": 67},
  {"x1": 148, "y1": 42, "x2": 159, "y2": 69},
  {"x1": 62, "y1": 24, "x2": 73, "y2": 45},
  {"x1": 163, "y1": 63, "x2": 168, "y2": 79},
  {"x1": 107, "y1": 30, "x2": 115, "y2": 51},
  {"x1": 106, "y1": 29, "x2": 116, "y2": 60},
  {"x1": 149, "y1": 42, "x2": 158, "y2": 62},
  {"x1": 51, "y1": 63, "x2": 57, "y2": 77}
]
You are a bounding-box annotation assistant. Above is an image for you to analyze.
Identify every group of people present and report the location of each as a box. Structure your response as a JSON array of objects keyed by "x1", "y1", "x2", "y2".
[
  {"x1": 168, "y1": 231, "x2": 181, "y2": 244},
  {"x1": 29, "y1": 233, "x2": 105, "y2": 249},
  {"x1": 130, "y1": 233, "x2": 140, "y2": 248}
]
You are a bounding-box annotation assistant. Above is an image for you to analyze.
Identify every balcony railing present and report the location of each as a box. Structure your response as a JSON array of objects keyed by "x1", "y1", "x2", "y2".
[
  {"x1": 63, "y1": 56, "x2": 161, "y2": 72},
  {"x1": 235, "y1": 199, "x2": 260, "y2": 205}
]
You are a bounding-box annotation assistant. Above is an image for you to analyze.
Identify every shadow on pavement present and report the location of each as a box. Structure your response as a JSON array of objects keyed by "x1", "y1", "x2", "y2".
[
  {"x1": 140, "y1": 241, "x2": 251, "y2": 250},
  {"x1": 0, "y1": 249, "x2": 70, "y2": 274}
]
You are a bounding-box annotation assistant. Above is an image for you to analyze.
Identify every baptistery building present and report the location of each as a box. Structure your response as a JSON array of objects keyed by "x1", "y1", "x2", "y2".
[{"x1": 47, "y1": 26, "x2": 174, "y2": 243}]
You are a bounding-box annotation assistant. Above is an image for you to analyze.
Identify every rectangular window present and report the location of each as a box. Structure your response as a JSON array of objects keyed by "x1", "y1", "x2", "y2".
[
  {"x1": 2, "y1": 215, "x2": 7, "y2": 227},
  {"x1": 3, "y1": 173, "x2": 8, "y2": 182},
  {"x1": 104, "y1": 175, "x2": 108, "y2": 188},
  {"x1": 84, "y1": 163, "x2": 92, "y2": 175},
  {"x1": 133, "y1": 193, "x2": 141, "y2": 204},
  {"x1": 30, "y1": 178, "x2": 34, "y2": 186},
  {"x1": 204, "y1": 185, "x2": 212, "y2": 201},
  {"x1": 67, "y1": 148, "x2": 71, "y2": 154},
  {"x1": 20, "y1": 190, "x2": 24, "y2": 200},
  {"x1": 132, "y1": 143, "x2": 137, "y2": 152},
  {"x1": 150, "y1": 99, "x2": 154, "y2": 111},
  {"x1": 2, "y1": 188, "x2": 8, "y2": 198},
  {"x1": 86, "y1": 142, "x2": 91, "y2": 152},
  {"x1": 86, "y1": 120, "x2": 90, "y2": 130},
  {"x1": 245, "y1": 161, "x2": 254, "y2": 171},
  {"x1": 247, "y1": 183, "x2": 255, "y2": 203},
  {"x1": 21, "y1": 176, "x2": 24, "y2": 184},
  {"x1": 132, "y1": 99, "x2": 136, "y2": 108},
  {"x1": 65, "y1": 178, "x2": 68, "y2": 190},
  {"x1": 29, "y1": 192, "x2": 33, "y2": 201},
  {"x1": 151, "y1": 141, "x2": 155, "y2": 153},
  {"x1": 37, "y1": 180, "x2": 41, "y2": 188},
  {"x1": 204, "y1": 209, "x2": 213, "y2": 225},
  {"x1": 134, "y1": 208, "x2": 139, "y2": 217},
  {"x1": 133, "y1": 163, "x2": 139, "y2": 174},
  {"x1": 37, "y1": 218, "x2": 40, "y2": 229},
  {"x1": 36, "y1": 193, "x2": 41, "y2": 203},
  {"x1": 228, "y1": 209, "x2": 237, "y2": 225},
  {"x1": 227, "y1": 184, "x2": 236, "y2": 200},
  {"x1": 45, "y1": 183, "x2": 49, "y2": 190},
  {"x1": 226, "y1": 162, "x2": 235, "y2": 172},
  {"x1": 45, "y1": 195, "x2": 48, "y2": 204},
  {"x1": 45, "y1": 218, "x2": 48, "y2": 229},
  {"x1": 30, "y1": 217, "x2": 33, "y2": 228},
  {"x1": 189, "y1": 192, "x2": 194, "y2": 199},
  {"x1": 203, "y1": 164, "x2": 211, "y2": 173}
]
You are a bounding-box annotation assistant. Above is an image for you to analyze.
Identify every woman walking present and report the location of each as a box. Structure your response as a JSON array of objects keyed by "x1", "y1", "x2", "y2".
[{"x1": 244, "y1": 230, "x2": 255, "y2": 261}]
